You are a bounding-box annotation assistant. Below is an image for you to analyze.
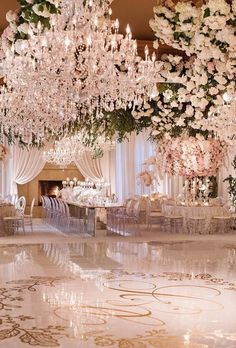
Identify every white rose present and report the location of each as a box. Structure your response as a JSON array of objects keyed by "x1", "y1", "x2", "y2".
[
  {"x1": 198, "y1": 98, "x2": 208, "y2": 109},
  {"x1": 14, "y1": 39, "x2": 29, "y2": 54},
  {"x1": 9, "y1": 22, "x2": 17, "y2": 33},
  {"x1": 152, "y1": 130, "x2": 160, "y2": 136},
  {"x1": 209, "y1": 87, "x2": 218, "y2": 96},
  {"x1": 176, "y1": 118, "x2": 185, "y2": 127},
  {"x1": 214, "y1": 75, "x2": 227, "y2": 85},
  {"x1": 163, "y1": 89, "x2": 173, "y2": 100},
  {"x1": 6, "y1": 10, "x2": 18, "y2": 23},
  {"x1": 186, "y1": 81, "x2": 195, "y2": 92},
  {"x1": 2, "y1": 27, "x2": 15, "y2": 42},
  {"x1": 18, "y1": 23, "x2": 29, "y2": 35},
  {"x1": 186, "y1": 105, "x2": 194, "y2": 117},
  {"x1": 152, "y1": 116, "x2": 161, "y2": 123},
  {"x1": 195, "y1": 110, "x2": 203, "y2": 120},
  {"x1": 196, "y1": 89, "x2": 205, "y2": 99}
]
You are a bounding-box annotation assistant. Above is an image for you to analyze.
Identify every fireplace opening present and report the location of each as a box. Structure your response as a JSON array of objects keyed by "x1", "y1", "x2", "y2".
[{"x1": 38, "y1": 180, "x2": 63, "y2": 205}]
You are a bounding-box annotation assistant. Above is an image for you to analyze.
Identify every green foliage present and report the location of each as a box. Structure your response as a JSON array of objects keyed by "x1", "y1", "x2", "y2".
[{"x1": 204, "y1": 8, "x2": 210, "y2": 18}]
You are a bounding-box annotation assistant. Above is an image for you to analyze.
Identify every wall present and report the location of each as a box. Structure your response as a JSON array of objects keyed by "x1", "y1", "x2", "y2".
[{"x1": 18, "y1": 163, "x2": 84, "y2": 217}]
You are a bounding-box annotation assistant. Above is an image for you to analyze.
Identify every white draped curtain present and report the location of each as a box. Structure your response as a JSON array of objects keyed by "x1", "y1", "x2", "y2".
[
  {"x1": 0, "y1": 138, "x2": 12, "y2": 198},
  {"x1": 0, "y1": 143, "x2": 46, "y2": 197},
  {"x1": 11, "y1": 146, "x2": 46, "y2": 195},
  {"x1": 75, "y1": 149, "x2": 116, "y2": 194},
  {"x1": 116, "y1": 131, "x2": 187, "y2": 201},
  {"x1": 116, "y1": 131, "x2": 155, "y2": 201}
]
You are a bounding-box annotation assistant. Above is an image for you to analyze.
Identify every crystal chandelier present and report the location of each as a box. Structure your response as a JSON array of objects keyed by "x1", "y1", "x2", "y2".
[
  {"x1": 43, "y1": 131, "x2": 116, "y2": 168},
  {"x1": 0, "y1": 0, "x2": 162, "y2": 144},
  {"x1": 43, "y1": 135, "x2": 86, "y2": 168}
]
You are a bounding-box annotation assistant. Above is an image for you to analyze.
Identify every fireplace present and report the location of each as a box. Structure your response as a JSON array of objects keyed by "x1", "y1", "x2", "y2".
[{"x1": 38, "y1": 180, "x2": 63, "y2": 205}]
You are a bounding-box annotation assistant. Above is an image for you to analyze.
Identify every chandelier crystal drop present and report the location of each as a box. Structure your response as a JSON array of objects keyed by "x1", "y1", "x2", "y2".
[{"x1": 0, "y1": 0, "x2": 162, "y2": 144}]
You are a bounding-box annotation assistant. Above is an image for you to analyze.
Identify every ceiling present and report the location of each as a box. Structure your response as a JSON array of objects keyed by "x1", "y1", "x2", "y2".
[{"x1": 0, "y1": 0, "x2": 157, "y2": 40}]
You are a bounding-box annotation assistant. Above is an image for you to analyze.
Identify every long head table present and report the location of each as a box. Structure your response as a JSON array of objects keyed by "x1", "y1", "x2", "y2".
[{"x1": 64, "y1": 200, "x2": 123, "y2": 236}]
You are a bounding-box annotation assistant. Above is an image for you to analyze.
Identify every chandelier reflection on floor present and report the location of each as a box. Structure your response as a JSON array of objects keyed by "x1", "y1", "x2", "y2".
[{"x1": 0, "y1": 0, "x2": 162, "y2": 144}]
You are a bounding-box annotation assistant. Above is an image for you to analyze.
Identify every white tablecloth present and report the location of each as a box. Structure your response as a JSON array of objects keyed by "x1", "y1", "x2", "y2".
[
  {"x1": 0, "y1": 205, "x2": 16, "y2": 236},
  {"x1": 164, "y1": 204, "x2": 230, "y2": 234}
]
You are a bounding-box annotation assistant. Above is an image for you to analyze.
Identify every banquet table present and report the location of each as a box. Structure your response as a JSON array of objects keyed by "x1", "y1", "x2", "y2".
[
  {"x1": 164, "y1": 203, "x2": 230, "y2": 234},
  {"x1": 66, "y1": 201, "x2": 123, "y2": 237},
  {"x1": 0, "y1": 204, "x2": 16, "y2": 236}
]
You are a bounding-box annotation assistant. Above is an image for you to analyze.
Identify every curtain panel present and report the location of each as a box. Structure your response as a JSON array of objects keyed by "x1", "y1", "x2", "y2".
[
  {"x1": 75, "y1": 149, "x2": 116, "y2": 195},
  {"x1": 11, "y1": 147, "x2": 46, "y2": 195}
]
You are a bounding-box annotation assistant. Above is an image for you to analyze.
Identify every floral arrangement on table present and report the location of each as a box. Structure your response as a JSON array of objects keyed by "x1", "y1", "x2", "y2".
[
  {"x1": 224, "y1": 156, "x2": 236, "y2": 207},
  {"x1": 0, "y1": 144, "x2": 7, "y2": 161}
]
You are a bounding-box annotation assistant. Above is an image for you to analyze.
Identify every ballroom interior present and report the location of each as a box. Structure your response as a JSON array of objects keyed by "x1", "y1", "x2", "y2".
[{"x1": 0, "y1": 0, "x2": 236, "y2": 347}]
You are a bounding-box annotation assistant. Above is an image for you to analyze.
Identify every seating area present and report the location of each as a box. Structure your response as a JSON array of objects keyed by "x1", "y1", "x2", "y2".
[
  {"x1": 41, "y1": 196, "x2": 85, "y2": 235},
  {"x1": 107, "y1": 194, "x2": 236, "y2": 235},
  {"x1": 0, "y1": 195, "x2": 36, "y2": 236}
]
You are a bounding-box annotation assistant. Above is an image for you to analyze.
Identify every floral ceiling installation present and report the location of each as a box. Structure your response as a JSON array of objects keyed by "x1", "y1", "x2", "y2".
[
  {"x1": 146, "y1": 0, "x2": 235, "y2": 176},
  {"x1": 0, "y1": 0, "x2": 235, "y2": 174},
  {"x1": 0, "y1": 0, "x2": 162, "y2": 148},
  {"x1": 148, "y1": 0, "x2": 236, "y2": 142}
]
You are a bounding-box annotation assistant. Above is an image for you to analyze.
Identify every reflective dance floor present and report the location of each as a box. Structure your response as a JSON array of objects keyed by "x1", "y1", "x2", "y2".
[{"x1": 0, "y1": 239, "x2": 236, "y2": 347}]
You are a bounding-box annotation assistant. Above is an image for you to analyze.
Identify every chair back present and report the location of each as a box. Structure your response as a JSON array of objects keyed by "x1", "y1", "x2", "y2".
[
  {"x1": 16, "y1": 196, "x2": 26, "y2": 216},
  {"x1": 30, "y1": 198, "x2": 35, "y2": 217},
  {"x1": 5, "y1": 194, "x2": 12, "y2": 204},
  {"x1": 133, "y1": 200, "x2": 141, "y2": 218}
]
